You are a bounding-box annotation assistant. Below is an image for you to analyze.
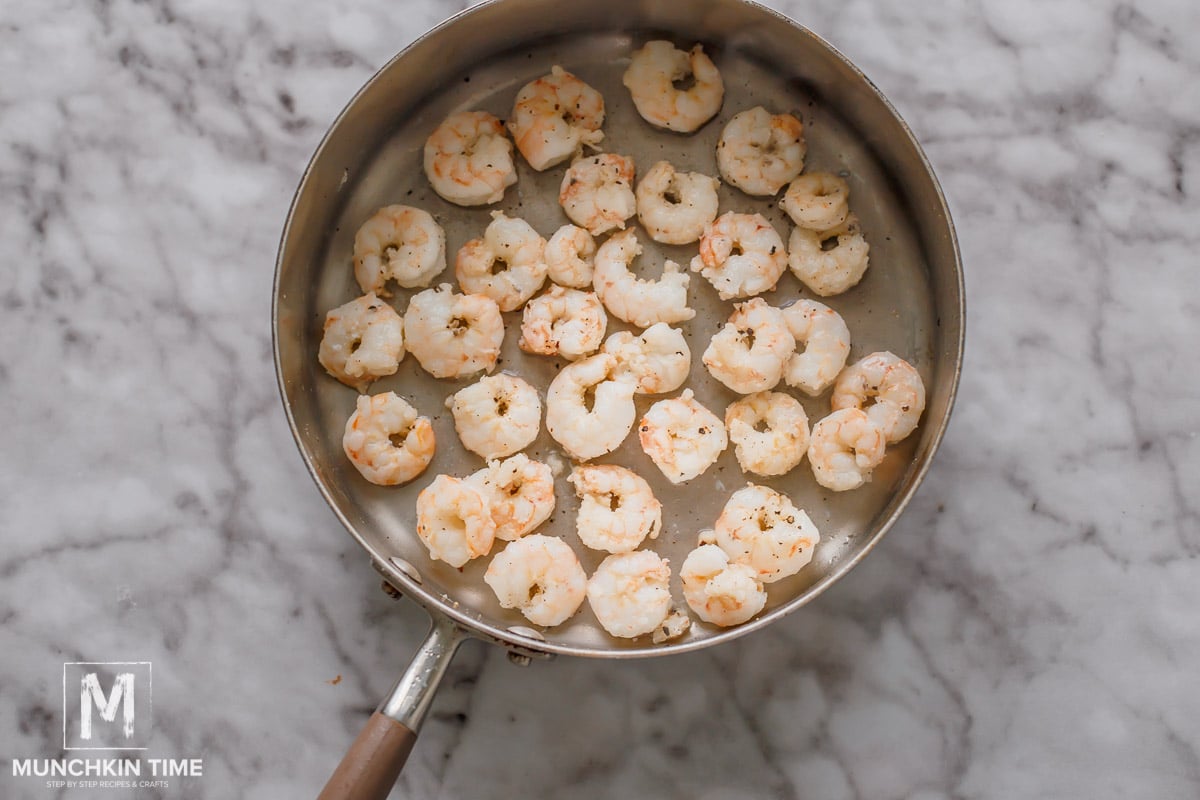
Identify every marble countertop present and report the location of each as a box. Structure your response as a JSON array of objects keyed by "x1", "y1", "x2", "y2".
[{"x1": 2, "y1": 0, "x2": 1197, "y2": 798}]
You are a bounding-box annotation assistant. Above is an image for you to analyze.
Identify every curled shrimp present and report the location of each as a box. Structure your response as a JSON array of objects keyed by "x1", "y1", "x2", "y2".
[
  {"x1": 559, "y1": 154, "x2": 638, "y2": 236},
  {"x1": 423, "y1": 110, "x2": 517, "y2": 206},
  {"x1": 592, "y1": 228, "x2": 695, "y2": 328},
  {"x1": 690, "y1": 212, "x2": 787, "y2": 300},
  {"x1": 545, "y1": 353, "x2": 637, "y2": 461},
  {"x1": 467, "y1": 454, "x2": 556, "y2": 541},
  {"x1": 781, "y1": 172, "x2": 849, "y2": 231},
  {"x1": 353, "y1": 205, "x2": 446, "y2": 295},
  {"x1": 485, "y1": 534, "x2": 587, "y2": 627},
  {"x1": 342, "y1": 392, "x2": 435, "y2": 486},
  {"x1": 788, "y1": 213, "x2": 870, "y2": 297},
  {"x1": 680, "y1": 544, "x2": 767, "y2": 627},
  {"x1": 568, "y1": 464, "x2": 662, "y2": 554},
  {"x1": 446, "y1": 373, "x2": 542, "y2": 461},
  {"x1": 455, "y1": 211, "x2": 548, "y2": 312},
  {"x1": 602, "y1": 322, "x2": 690, "y2": 395},
  {"x1": 509, "y1": 66, "x2": 605, "y2": 171},
  {"x1": 716, "y1": 106, "x2": 806, "y2": 196},
  {"x1": 725, "y1": 391, "x2": 810, "y2": 477},
  {"x1": 586, "y1": 550, "x2": 673, "y2": 639},
  {"x1": 635, "y1": 161, "x2": 720, "y2": 245},
  {"x1": 404, "y1": 284, "x2": 504, "y2": 379},
  {"x1": 702, "y1": 298, "x2": 795, "y2": 394},
  {"x1": 545, "y1": 224, "x2": 596, "y2": 289},
  {"x1": 831, "y1": 351, "x2": 926, "y2": 443},
  {"x1": 623, "y1": 41, "x2": 723, "y2": 133},
  {"x1": 781, "y1": 299, "x2": 851, "y2": 396},
  {"x1": 638, "y1": 389, "x2": 728, "y2": 484},
  {"x1": 318, "y1": 293, "x2": 404, "y2": 391},
  {"x1": 714, "y1": 483, "x2": 819, "y2": 583},
  {"x1": 807, "y1": 408, "x2": 886, "y2": 492},
  {"x1": 415, "y1": 475, "x2": 495, "y2": 567},
  {"x1": 519, "y1": 285, "x2": 607, "y2": 360}
]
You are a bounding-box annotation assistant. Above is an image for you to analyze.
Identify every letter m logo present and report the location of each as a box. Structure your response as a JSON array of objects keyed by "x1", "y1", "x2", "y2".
[{"x1": 63, "y1": 662, "x2": 152, "y2": 750}]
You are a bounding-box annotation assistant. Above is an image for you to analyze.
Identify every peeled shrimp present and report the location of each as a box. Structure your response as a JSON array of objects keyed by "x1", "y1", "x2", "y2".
[
  {"x1": 592, "y1": 229, "x2": 695, "y2": 328},
  {"x1": 635, "y1": 161, "x2": 719, "y2": 245},
  {"x1": 781, "y1": 172, "x2": 849, "y2": 230},
  {"x1": 714, "y1": 483, "x2": 819, "y2": 583},
  {"x1": 586, "y1": 550, "x2": 673, "y2": 639},
  {"x1": 467, "y1": 454, "x2": 555, "y2": 541},
  {"x1": 807, "y1": 408, "x2": 886, "y2": 492},
  {"x1": 509, "y1": 66, "x2": 605, "y2": 171},
  {"x1": 446, "y1": 374, "x2": 542, "y2": 460},
  {"x1": 404, "y1": 284, "x2": 504, "y2": 379},
  {"x1": 831, "y1": 351, "x2": 926, "y2": 443},
  {"x1": 639, "y1": 389, "x2": 728, "y2": 484},
  {"x1": 559, "y1": 154, "x2": 637, "y2": 236},
  {"x1": 545, "y1": 224, "x2": 596, "y2": 289},
  {"x1": 788, "y1": 213, "x2": 870, "y2": 296},
  {"x1": 485, "y1": 534, "x2": 587, "y2": 627},
  {"x1": 680, "y1": 544, "x2": 767, "y2": 627},
  {"x1": 623, "y1": 41, "x2": 723, "y2": 133},
  {"x1": 423, "y1": 110, "x2": 517, "y2": 206},
  {"x1": 725, "y1": 391, "x2": 810, "y2": 477},
  {"x1": 415, "y1": 475, "x2": 495, "y2": 567},
  {"x1": 690, "y1": 212, "x2": 787, "y2": 300},
  {"x1": 716, "y1": 107, "x2": 806, "y2": 196},
  {"x1": 342, "y1": 392, "x2": 435, "y2": 486},
  {"x1": 781, "y1": 299, "x2": 851, "y2": 396},
  {"x1": 318, "y1": 293, "x2": 404, "y2": 391},
  {"x1": 353, "y1": 205, "x2": 446, "y2": 295},
  {"x1": 456, "y1": 211, "x2": 548, "y2": 312},
  {"x1": 545, "y1": 353, "x2": 637, "y2": 461},
  {"x1": 568, "y1": 464, "x2": 662, "y2": 554},
  {"x1": 519, "y1": 285, "x2": 607, "y2": 361},
  {"x1": 602, "y1": 322, "x2": 690, "y2": 395},
  {"x1": 702, "y1": 298, "x2": 795, "y2": 394}
]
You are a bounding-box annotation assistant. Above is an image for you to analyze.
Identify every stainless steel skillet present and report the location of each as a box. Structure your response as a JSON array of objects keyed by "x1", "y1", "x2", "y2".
[{"x1": 273, "y1": 0, "x2": 964, "y2": 796}]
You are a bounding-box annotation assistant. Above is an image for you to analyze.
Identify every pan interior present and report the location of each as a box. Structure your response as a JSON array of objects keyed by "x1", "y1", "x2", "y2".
[{"x1": 276, "y1": 1, "x2": 960, "y2": 657}]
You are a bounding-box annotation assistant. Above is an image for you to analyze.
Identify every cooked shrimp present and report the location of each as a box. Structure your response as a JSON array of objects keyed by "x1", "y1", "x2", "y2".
[
  {"x1": 787, "y1": 213, "x2": 870, "y2": 296},
  {"x1": 545, "y1": 353, "x2": 637, "y2": 461},
  {"x1": 423, "y1": 110, "x2": 517, "y2": 206},
  {"x1": 353, "y1": 205, "x2": 446, "y2": 295},
  {"x1": 559, "y1": 154, "x2": 637, "y2": 236},
  {"x1": 467, "y1": 454, "x2": 555, "y2": 541},
  {"x1": 716, "y1": 107, "x2": 806, "y2": 196},
  {"x1": 714, "y1": 484, "x2": 819, "y2": 583},
  {"x1": 415, "y1": 475, "x2": 495, "y2": 567},
  {"x1": 702, "y1": 298, "x2": 795, "y2": 394},
  {"x1": 831, "y1": 351, "x2": 926, "y2": 443},
  {"x1": 781, "y1": 172, "x2": 849, "y2": 230},
  {"x1": 781, "y1": 299, "x2": 851, "y2": 396},
  {"x1": 545, "y1": 224, "x2": 596, "y2": 289},
  {"x1": 456, "y1": 211, "x2": 548, "y2": 312},
  {"x1": 519, "y1": 285, "x2": 607, "y2": 360},
  {"x1": 342, "y1": 392, "x2": 435, "y2": 486},
  {"x1": 509, "y1": 65, "x2": 605, "y2": 171},
  {"x1": 318, "y1": 293, "x2": 404, "y2": 391},
  {"x1": 568, "y1": 464, "x2": 662, "y2": 554},
  {"x1": 652, "y1": 609, "x2": 692, "y2": 643},
  {"x1": 690, "y1": 212, "x2": 787, "y2": 300},
  {"x1": 623, "y1": 41, "x2": 723, "y2": 133},
  {"x1": 680, "y1": 544, "x2": 767, "y2": 627},
  {"x1": 638, "y1": 389, "x2": 728, "y2": 484},
  {"x1": 404, "y1": 284, "x2": 504, "y2": 379},
  {"x1": 602, "y1": 322, "x2": 690, "y2": 395},
  {"x1": 635, "y1": 161, "x2": 719, "y2": 245},
  {"x1": 485, "y1": 535, "x2": 587, "y2": 627},
  {"x1": 586, "y1": 550, "x2": 673, "y2": 639},
  {"x1": 592, "y1": 229, "x2": 695, "y2": 328},
  {"x1": 807, "y1": 408, "x2": 887, "y2": 492},
  {"x1": 725, "y1": 391, "x2": 810, "y2": 477},
  {"x1": 446, "y1": 374, "x2": 542, "y2": 460}
]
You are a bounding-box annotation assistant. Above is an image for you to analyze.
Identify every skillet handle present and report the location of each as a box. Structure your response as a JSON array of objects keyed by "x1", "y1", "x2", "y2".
[{"x1": 318, "y1": 616, "x2": 466, "y2": 800}]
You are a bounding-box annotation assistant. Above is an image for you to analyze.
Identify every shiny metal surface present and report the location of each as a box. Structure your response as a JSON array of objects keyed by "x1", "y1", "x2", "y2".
[
  {"x1": 274, "y1": 0, "x2": 964, "y2": 659},
  {"x1": 378, "y1": 618, "x2": 465, "y2": 730}
]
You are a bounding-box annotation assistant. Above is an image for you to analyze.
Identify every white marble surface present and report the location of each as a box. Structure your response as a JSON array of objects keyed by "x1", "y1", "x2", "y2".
[{"x1": 2, "y1": 0, "x2": 1198, "y2": 798}]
